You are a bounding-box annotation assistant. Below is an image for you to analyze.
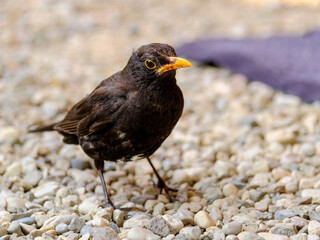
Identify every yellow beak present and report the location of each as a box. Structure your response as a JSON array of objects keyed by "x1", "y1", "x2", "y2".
[{"x1": 158, "y1": 57, "x2": 192, "y2": 74}]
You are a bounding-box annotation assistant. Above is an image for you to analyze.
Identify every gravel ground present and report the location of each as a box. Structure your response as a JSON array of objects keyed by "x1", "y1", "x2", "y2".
[{"x1": 2, "y1": 1, "x2": 320, "y2": 240}]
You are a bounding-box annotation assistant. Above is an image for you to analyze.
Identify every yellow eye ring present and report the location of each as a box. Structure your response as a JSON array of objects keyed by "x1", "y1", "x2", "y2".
[{"x1": 145, "y1": 60, "x2": 156, "y2": 69}]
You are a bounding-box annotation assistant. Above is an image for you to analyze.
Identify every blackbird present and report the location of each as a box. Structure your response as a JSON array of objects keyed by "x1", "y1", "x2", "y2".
[{"x1": 29, "y1": 43, "x2": 192, "y2": 208}]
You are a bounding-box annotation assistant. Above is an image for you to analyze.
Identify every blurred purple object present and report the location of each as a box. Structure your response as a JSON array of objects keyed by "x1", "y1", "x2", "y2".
[{"x1": 176, "y1": 31, "x2": 320, "y2": 102}]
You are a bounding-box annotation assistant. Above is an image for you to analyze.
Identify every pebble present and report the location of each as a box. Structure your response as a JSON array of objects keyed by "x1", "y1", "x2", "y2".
[
  {"x1": 172, "y1": 209, "x2": 194, "y2": 225},
  {"x1": 78, "y1": 199, "x2": 99, "y2": 214},
  {"x1": 146, "y1": 216, "x2": 174, "y2": 237},
  {"x1": 7, "y1": 221, "x2": 22, "y2": 236},
  {"x1": 19, "y1": 222, "x2": 36, "y2": 235},
  {"x1": 223, "y1": 183, "x2": 238, "y2": 197},
  {"x1": 0, "y1": 226, "x2": 7, "y2": 237},
  {"x1": 237, "y1": 231, "x2": 264, "y2": 240},
  {"x1": 4, "y1": 162, "x2": 22, "y2": 177},
  {"x1": 153, "y1": 202, "x2": 165, "y2": 216},
  {"x1": 127, "y1": 226, "x2": 161, "y2": 240},
  {"x1": 68, "y1": 217, "x2": 85, "y2": 233},
  {"x1": 258, "y1": 232, "x2": 289, "y2": 240},
  {"x1": 6, "y1": 197, "x2": 26, "y2": 209},
  {"x1": 222, "y1": 221, "x2": 243, "y2": 235},
  {"x1": 91, "y1": 226, "x2": 120, "y2": 240},
  {"x1": 16, "y1": 217, "x2": 35, "y2": 225},
  {"x1": 0, "y1": 126, "x2": 20, "y2": 144},
  {"x1": 177, "y1": 226, "x2": 201, "y2": 240},
  {"x1": 80, "y1": 225, "x2": 93, "y2": 236},
  {"x1": 309, "y1": 220, "x2": 320, "y2": 235},
  {"x1": 55, "y1": 223, "x2": 69, "y2": 234},
  {"x1": 274, "y1": 209, "x2": 298, "y2": 220},
  {"x1": 113, "y1": 209, "x2": 125, "y2": 227},
  {"x1": 162, "y1": 214, "x2": 184, "y2": 234},
  {"x1": 194, "y1": 210, "x2": 215, "y2": 228},
  {"x1": 270, "y1": 223, "x2": 296, "y2": 237},
  {"x1": 23, "y1": 170, "x2": 42, "y2": 186},
  {"x1": 301, "y1": 189, "x2": 320, "y2": 200},
  {"x1": 33, "y1": 181, "x2": 59, "y2": 198}
]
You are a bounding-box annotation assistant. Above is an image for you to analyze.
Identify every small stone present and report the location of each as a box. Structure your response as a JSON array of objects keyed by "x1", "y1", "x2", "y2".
[
  {"x1": 258, "y1": 232, "x2": 289, "y2": 240},
  {"x1": 172, "y1": 209, "x2": 194, "y2": 225},
  {"x1": 146, "y1": 216, "x2": 174, "y2": 237},
  {"x1": 189, "y1": 202, "x2": 202, "y2": 213},
  {"x1": 16, "y1": 217, "x2": 35, "y2": 225},
  {"x1": 33, "y1": 181, "x2": 59, "y2": 198},
  {"x1": 265, "y1": 128, "x2": 296, "y2": 144},
  {"x1": 237, "y1": 231, "x2": 264, "y2": 240},
  {"x1": 78, "y1": 199, "x2": 99, "y2": 214},
  {"x1": 194, "y1": 210, "x2": 215, "y2": 228},
  {"x1": 310, "y1": 211, "x2": 320, "y2": 222},
  {"x1": 300, "y1": 143, "x2": 315, "y2": 157},
  {"x1": 6, "y1": 197, "x2": 26, "y2": 209},
  {"x1": 91, "y1": 226, "x2": 120, "y2": 240},
  {"x1": 127, "y1": 226, "x2": 160, "y2": 240},
  {"x1": 56, "y1": 223, "x2": 69, "y2": 235},
  {"x1": 153, "y1": 202, "x2": 165, "y2": 216},
  {"x1": 172, "y1": 169, "x2": 192, "y2": 184},
  {"x1": 7, "y1": 221, "x2": 22, "y2": 236},
  {"x1": 250, "y1": 173, "x2": 271, "y2": 187},
  {"x1": 290, "y1": 233, "x2": 307, "y2": 240},
  {"x1": 162, "y1": 214, "x2": 184, "y2": 234},
  {"x1": 253, "y1": 160, "x2": 270, "y2": 173},
  {"x1": 178, "y1": 226, "x2": 201, "y2": 240},
  {"x1": 131, "y1": 194, "x2": 155, "y2": 205},
  {"x1": 212, "y1": 160, "x2": 237, "y2": 179},
  {"x1": 280, "y1": 153, "x2": 302, "y2": 165},
  {"x1": 113, "y1": 209, "x2": 125, "y2": 227},
  {"x1": 223, "y1": 183, "x2": 238, "y2": 197},
  {"x1": 0, "y1": 226, "x2": 7, "y2": 237},
  {"x1": 209, "y1": 205, "x2": 223, "y2": 222},
  {"x1": 270, "y1": 223, "x2": 296, "y2": 237},
  {"x1": 226, "y1": 235, "x2": 239, "y2": 240},
  {"x1": 23, "y1": 170, "x2": 42, "y2": 186},
  {"x1": 274, "y1": 210, "x2": 298, "y2": 220},
  {"x1": 222, "y1": 221, "x2": 242, "y2": 235},
  {"x1": 70, "y1": 158, "x2": 91, "y2": 170},
  {"x1": 308, "y1": 235, "x2": 320, "y2": 240},
  {"x1": 68, "y1": 217, "x2": 85, "y2": 233},
  {"x1": 299, "y1": 178, "x2": 314, "y2": 190},
  {"x1": 4, "y1": 162, "x2": 22, "y2": 177},
  {"x1": 272, "y1": 168, "x2": 290, "y2": 180},
  {"x1": 19, "y1": 222, "x2": 36, "y2": 234},
  {"x1": 80, "y1": 225, "x2": 93, "y2": 236},
  {"x1": 0, "y1": 126, "x2": 20, "y2": 144},
  {"x1": 301, "y1": 189, "x2": 320, "y2": 200},
  {"x1": 91, "y1": 216, "x2": 110, "y2": 227},
  {"x1": 123, "y1": 213, "x2": 151, "y2": 229},
  {"x1": 290, "y1": 216, "x2": 308, "y2": 229}
]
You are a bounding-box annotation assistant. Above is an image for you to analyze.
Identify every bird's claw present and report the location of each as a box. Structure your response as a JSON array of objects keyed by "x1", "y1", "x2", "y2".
[{"x1": 150, "y1": 178, "x2": 178, "y2": 202}]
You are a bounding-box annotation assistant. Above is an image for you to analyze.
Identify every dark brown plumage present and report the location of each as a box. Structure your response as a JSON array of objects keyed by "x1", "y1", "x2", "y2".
[{"x1": 29, "y1": 43, "x2": 192, "y2": 208}]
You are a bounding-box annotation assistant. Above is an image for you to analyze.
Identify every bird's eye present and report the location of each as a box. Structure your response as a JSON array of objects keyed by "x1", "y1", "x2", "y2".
[{"x1": 145, "y1": 60, "x2": 156, "y2": 69}]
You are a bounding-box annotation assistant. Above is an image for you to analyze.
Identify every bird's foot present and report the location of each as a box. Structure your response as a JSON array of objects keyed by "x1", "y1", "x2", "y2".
[{"x1": 151, "y1": 178, "x2": 178, "y2": 202}]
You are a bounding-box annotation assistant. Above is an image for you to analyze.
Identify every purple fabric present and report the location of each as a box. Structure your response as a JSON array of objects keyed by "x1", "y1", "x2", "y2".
[{"x1": 176, "y1": 31, "x2": 320, "y2": 102}]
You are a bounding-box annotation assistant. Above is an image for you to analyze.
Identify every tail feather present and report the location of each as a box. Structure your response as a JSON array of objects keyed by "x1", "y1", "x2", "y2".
[{"x1": 28, "y1": 123, "x2": 56, "y2": 133}]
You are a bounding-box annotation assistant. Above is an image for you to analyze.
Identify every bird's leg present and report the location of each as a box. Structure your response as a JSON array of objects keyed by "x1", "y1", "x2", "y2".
[
  {"x1": 95, "y1": 160, "x2": 115, "y2": 208},
  {"x1": 146, "y1": 157, "x2": 178, "y2": 202}
]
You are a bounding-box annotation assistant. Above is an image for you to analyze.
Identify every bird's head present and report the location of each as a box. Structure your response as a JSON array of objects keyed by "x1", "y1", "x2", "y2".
[{"x1": 125, "y1": 43, "x2": 192, "y2": 84}]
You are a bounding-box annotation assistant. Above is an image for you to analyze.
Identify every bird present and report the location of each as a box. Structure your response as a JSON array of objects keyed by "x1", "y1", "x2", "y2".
[{"x1": 29, "y1": 43, "x2": 192, "y2": 208}]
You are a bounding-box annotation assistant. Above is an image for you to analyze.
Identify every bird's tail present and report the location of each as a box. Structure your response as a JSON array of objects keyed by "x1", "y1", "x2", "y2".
[{"x1": 28, "y1": 123, "x2": 56, "y2": 133}]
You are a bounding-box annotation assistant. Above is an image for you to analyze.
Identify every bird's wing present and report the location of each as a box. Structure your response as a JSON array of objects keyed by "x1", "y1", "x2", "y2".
[{"x1": 54, "y1": 81, "x2": 127, "y2": 136}]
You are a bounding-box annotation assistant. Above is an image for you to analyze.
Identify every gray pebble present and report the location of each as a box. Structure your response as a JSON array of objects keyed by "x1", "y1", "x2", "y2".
[
  {"x1": 172, "y1": 209, "x2": 194, "y2": 225},
  {"x1": 274, "y1": 209, "x2": 298, "y2": 220},
  {"x1": 270, "y1": 223, "x2": 296, "y2": 237},
  {"x1": 80, "y1": 225, "x2": 93, "y2": 236},
  {"x1": 68, "y1": 217, "x2": 85, "y2": 233},
  {"x1": 11, "y1": 211, "x2": 33, "y2": 221},
  {"x1": 15, "y1": 217, "x2": 35, "y2": 225},
  {"x1": 55, "y1": 223, "x2": 69, "y2": 235},
  {"x1": 110, "y1": 222, "x2": 120, "y2": 234},
  {"x1": 310, "y1": 211, "x2": 320, "y2": 222},
  {"x1": 146, "y1": 216, "x2": 174, "y2": 237},
  {"x1": 70, "y1": 158, "x2": 91, "y2": 170}
]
